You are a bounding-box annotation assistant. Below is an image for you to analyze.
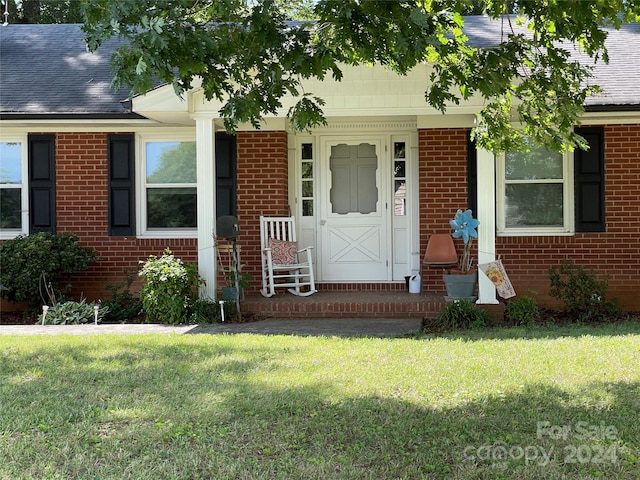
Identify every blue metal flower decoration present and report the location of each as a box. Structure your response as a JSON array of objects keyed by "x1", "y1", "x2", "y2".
[{"x1": 449, "y1": 209, "x2": 479, "y2": 244}]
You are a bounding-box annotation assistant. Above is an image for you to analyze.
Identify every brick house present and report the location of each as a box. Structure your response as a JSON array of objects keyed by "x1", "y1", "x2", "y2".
[{"x1": 1, "y1": 19, "x2": 639, "y2": 312}]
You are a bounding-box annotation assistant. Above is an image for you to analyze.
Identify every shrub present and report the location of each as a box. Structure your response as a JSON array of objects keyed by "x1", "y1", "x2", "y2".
[
  {"x1": 101, "y1": 273, "x2": 143, "y2": 323},
  {"x1": 505, "y1": 295, "x2": 540, "y2": 326},
  {"x1": 189, "y1": 298, "x2": 224, "y2": 324},
  {"x1": 434, "y1": 299, "x2": 489, "y2": 330},
  {"x1": 39, "y1": 299, "x2": 109, "y2": 325},
  {"x1": 0, "y1": 232, "x2": 97, "y2": 308},
  {"x1": 548, "y1": 260, "x2": 622, "y2": 322},
  {"x1": 138, "y1": 248, "x2": 203, "y2": 324}
]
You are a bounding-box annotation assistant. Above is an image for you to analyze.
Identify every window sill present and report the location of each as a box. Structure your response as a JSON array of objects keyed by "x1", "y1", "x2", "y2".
[
  {"x1": 0, "y1": 230, "x2": 27, "y2": 240},
  {"x1": 137, "y1": 230, "x2": 198, "y2": 240},
  {"x1": 497, "y1": 229, "x2": 574, "y2": 237}
]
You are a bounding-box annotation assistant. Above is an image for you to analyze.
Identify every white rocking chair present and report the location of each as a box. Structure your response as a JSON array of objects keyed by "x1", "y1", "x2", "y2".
[{"x1": 260, "y1": 216, "x2": 317, "y2": 297}]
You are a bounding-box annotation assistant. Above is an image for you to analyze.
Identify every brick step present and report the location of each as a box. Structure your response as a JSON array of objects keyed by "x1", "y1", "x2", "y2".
[{"x1": 240, "y1": 291, "x2": 448, "y2": 319}]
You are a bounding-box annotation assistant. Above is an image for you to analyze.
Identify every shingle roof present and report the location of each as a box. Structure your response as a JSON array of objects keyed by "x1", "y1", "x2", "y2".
[
  {"x1": 462, "y1": 16, "x2": 640, "y2": 108},
  {"x1": 0, "y1": 23, "x2": 132, "y2": 115},
  {"x1": 0, "y1": 18, "x2": 638, "y2": 116}
]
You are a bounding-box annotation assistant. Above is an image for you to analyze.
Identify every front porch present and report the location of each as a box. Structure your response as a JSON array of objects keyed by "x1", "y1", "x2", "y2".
[
  {"x1": 240, "y1": 278, "x2": 507, "y2": 321},
  {"x1": 243, "y1": 290, "x2": 446, "y2": 320},
  {"x1": 241, "y1": 283, "x2": 447, "y2": 320}
]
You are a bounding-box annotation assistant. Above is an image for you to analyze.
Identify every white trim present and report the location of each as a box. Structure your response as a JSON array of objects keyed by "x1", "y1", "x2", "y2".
[
  {"x1": 496, "y1": 149, "x2": 575, "y2": 236},
  {"x1": 0, "y1": 120, "x2": 158, "y2": 132},
  {"x1": 0, "y1": 135, "x2": 28, "y2": 239},
  {"x1": 195, "y1": 116, "x2": 217, "y2": 300},
  {"x1": 135, "y1": 133, "x2": 198, "y2": 239},
  {"x1": 476, "y1": 147, "x2": 498, "y2": 304},
  {"x1": 581, "y1": 111, "x2": 640, "y2": 124},
  {"x1": 417, "y1": 114, "x2": 477, "y2": 129}
]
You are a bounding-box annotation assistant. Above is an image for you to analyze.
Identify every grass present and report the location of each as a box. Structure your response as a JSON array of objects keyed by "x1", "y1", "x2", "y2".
[{"x1": 1, "y1": 322, "x2": 639, "y2": 479}]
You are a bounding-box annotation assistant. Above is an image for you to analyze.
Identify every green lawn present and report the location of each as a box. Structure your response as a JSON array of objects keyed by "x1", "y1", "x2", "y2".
[{"x1": 1, "y1": 322, "x2": 639, "y2": 479}]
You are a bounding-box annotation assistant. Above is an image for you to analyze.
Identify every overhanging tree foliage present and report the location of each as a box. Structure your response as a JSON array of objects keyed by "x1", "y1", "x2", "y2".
[
  {"x1": 3, "y1": 0, "x2": 85, "y2": 24},
  {"x1": 80, "y1": 0, "x2": 640, "y2": 152}
]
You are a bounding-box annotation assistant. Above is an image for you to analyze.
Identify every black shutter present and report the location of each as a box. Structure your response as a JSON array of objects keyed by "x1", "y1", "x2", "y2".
[
  {"x1": 574, "y1": 127, "x2": 605, "y2": 232},
  {"x1": 216, "y1": 132, "x2": 237, "y2": 218},
  {"x1": 28, "y1": 134, "x2": 56, "y2": 234},
  {"x1": 108, "y1": 134, "x2": 135, "y2": 236},
  {"x1": 467, "y1": 130, "x2": 478, "y2": 215}
]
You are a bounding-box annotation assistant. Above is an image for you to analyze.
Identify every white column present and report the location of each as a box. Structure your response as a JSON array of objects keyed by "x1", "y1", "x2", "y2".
[
  {"x1": 476, "y1": 147, "x2": 499, "y2": 304},
  {"x1": 195, "y1": 115, "x2": 217, "y2": 299}
]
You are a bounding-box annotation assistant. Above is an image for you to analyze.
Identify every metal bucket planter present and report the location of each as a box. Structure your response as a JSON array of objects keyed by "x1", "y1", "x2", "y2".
[
  {"x1": 443, "y1": 271, "x2": 478, "y2": 301},
  {"x1": 222, "y1": 286, "x2": 241, "y2": 302}
]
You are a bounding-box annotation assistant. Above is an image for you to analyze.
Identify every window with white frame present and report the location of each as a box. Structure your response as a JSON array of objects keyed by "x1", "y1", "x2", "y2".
[
  {"x1": 497, "y1": 142, "x2": 574, "y2": 235},
  {"x1": 300, "y1": 142, "x2": 314, "y2": 216},
  {"x1": 142, "y1": 139, "x2": 197, "y2": 235},
  {"x1": 0, "y1": 140, "x2": 26, "y2": 237}
]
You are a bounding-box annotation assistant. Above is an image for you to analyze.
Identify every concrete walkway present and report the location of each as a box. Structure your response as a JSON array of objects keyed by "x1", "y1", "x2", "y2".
[{"x1": 0, "y1": 318, "x2": 423, "y2": 338}]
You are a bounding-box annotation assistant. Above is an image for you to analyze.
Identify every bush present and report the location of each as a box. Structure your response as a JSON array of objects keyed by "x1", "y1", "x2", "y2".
[
  {"x1": 101, "y1": 273, "x2": 143, "y2": 323},
  {"x1": 548, "y1": 260, "x2": 622, "y2": 322},
  {"x1": 189, "y1": 298, "x2": 224, "y2": 324},
  {"x1": 0, "y1": 232, "x2": 97, "y2": 308},
  {"x1": 138, "y1": 248, "x2": 203, "y2": 324},
  {"x1": 39, "y1": 299, "x2": 109, "y2": 325},
  {"x1": 505, "y1": 295, "x2": 540, "y2": 326},
  {"x1": 433, "y1": 299, "x2": 489, "y2": 330}
]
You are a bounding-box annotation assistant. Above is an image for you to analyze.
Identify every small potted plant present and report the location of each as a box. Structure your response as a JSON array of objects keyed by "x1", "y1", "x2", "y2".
[
  {"x1": 221, "y1": 267, "x2": 252, "y2": 301},
  {"x1": 215, "y1": 238, "x2": 252, "y2": 302},
  {"x1": 443, "y1": 208, "x2": 480, "y2": 300}
]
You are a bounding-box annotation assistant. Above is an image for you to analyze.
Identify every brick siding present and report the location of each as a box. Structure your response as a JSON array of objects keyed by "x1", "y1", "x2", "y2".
[
  {"x1": 3, "y1": 124, "x2": 639, "y2": 312},
  {"x1": 55, "y1": 133, "x2": 197, "y2": 300},
  {"x1": 235, "y1": 130, "x2": 289, "y2": 290},
  {"x1": 419, "y1": 125, "x2": 640, "y2": 311},
  {"x1": 418, "y1": 128, "x2": 473, "y2": 294}
]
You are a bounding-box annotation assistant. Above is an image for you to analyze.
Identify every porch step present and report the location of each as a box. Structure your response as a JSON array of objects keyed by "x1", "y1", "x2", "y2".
[{"x1": 241, "y1": 291, "x2": 447, "y2": 320}]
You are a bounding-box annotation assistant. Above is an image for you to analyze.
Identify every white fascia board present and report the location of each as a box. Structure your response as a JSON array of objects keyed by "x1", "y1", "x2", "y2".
[
  {"x1": 581, "y1": 110, "x2": 640, "y2": 124},
  {"x1": 132, "y1": 84, "x2": 193, "y2": 125},
  {"x1": 0, "y1": 119, "x2": 158, "y2": 132}
]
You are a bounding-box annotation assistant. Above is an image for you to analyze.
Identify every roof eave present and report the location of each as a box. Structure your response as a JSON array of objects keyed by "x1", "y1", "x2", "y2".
[
  {"x1": 584, "y1": 103, "x2": 640, "y2": 112},
  {"x1": 0, "y1": 112, "x2": 148, "y2": 120}
]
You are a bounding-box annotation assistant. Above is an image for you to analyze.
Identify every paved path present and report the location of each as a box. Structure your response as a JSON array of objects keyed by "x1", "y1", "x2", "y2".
[{"x1": 0, "y1": 318, "x2": 422, "y2": 338}]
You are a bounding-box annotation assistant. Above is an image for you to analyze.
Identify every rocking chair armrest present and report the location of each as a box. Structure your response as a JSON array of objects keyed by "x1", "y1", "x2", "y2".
[{"x1": 296, "y1": 245, "x2": 314, "y2": 254}]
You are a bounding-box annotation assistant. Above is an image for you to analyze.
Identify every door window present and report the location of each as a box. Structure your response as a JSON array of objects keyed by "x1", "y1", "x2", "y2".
[{"x1": 329, "y1": 143, "x2": 378, "y2": 215}]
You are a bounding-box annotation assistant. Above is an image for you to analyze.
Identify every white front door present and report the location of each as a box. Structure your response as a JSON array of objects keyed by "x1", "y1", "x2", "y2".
[{"x1": 319, "y1": 136, "x2": 390, "y2": 281}]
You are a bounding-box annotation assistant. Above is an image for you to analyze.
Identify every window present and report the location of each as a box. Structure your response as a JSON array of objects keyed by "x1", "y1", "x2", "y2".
[
  {"x1": 329, "y1": 143, "x2": 378, "y2": 215},
  {"x1": 393, "y1": 141, "x2": 407, "y2": 216},
  {"x1": 301, "y1": 143, "x2": 314, "y2": 216},
  {"x1": 0, "y1": 140, "x2": 26, "y2": 237},
  {"x1": 497, "y1": 141, "x2": 574, "y2": 235},
  {"x1": 141, "y1": 139, "x2": 197, "y2": 235}
]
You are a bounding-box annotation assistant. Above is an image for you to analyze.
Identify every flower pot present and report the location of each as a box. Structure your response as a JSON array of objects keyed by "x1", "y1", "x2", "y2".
[
  {"x1": 443, "y1": 272, "x2": 477, "y2": 299},
  {"x1": 222, "y1": 287, "x2": 241, "y2": 302}
]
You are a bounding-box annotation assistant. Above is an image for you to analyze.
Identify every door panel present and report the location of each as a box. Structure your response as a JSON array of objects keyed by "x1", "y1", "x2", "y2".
[{"x1": 320, "y1": 137, "x2": 389, "y2": 281}]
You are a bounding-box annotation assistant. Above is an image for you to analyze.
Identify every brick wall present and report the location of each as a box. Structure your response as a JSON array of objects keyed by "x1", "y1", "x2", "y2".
[
  {"x1": 418, "y1": 128, "x2": 472, "y2": 292},
  {"x1": 4, "y1": 124, "x2": 638, "y2": 312},
  {"x1": 419, "y1": 125, "x2": 640, "y2": 311},
  {"x1": 235, "y1": 130, "x2": 289, "y2": 290},
  {"x1": 54, "y1": 133, "x2": 197, "y2": 301}
]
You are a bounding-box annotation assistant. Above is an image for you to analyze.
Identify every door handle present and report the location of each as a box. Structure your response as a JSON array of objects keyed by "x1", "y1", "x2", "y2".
[{"x1": 320, "y1": 219, "x2": 326, "y2": 226}]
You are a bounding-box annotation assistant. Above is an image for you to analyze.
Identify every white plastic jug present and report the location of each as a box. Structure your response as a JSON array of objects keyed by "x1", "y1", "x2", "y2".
[{"x1": 408, "y1": 273, "x2": 421, "y2": 293}]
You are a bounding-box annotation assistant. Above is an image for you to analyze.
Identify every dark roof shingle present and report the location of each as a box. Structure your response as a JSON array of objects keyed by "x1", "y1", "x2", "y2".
[
  {"x1": 0, "y1": 23, "x2": 131, "y2": 115},
  {"x1": 1, "y1": 18, "x2": 638, "y2": 116}
]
